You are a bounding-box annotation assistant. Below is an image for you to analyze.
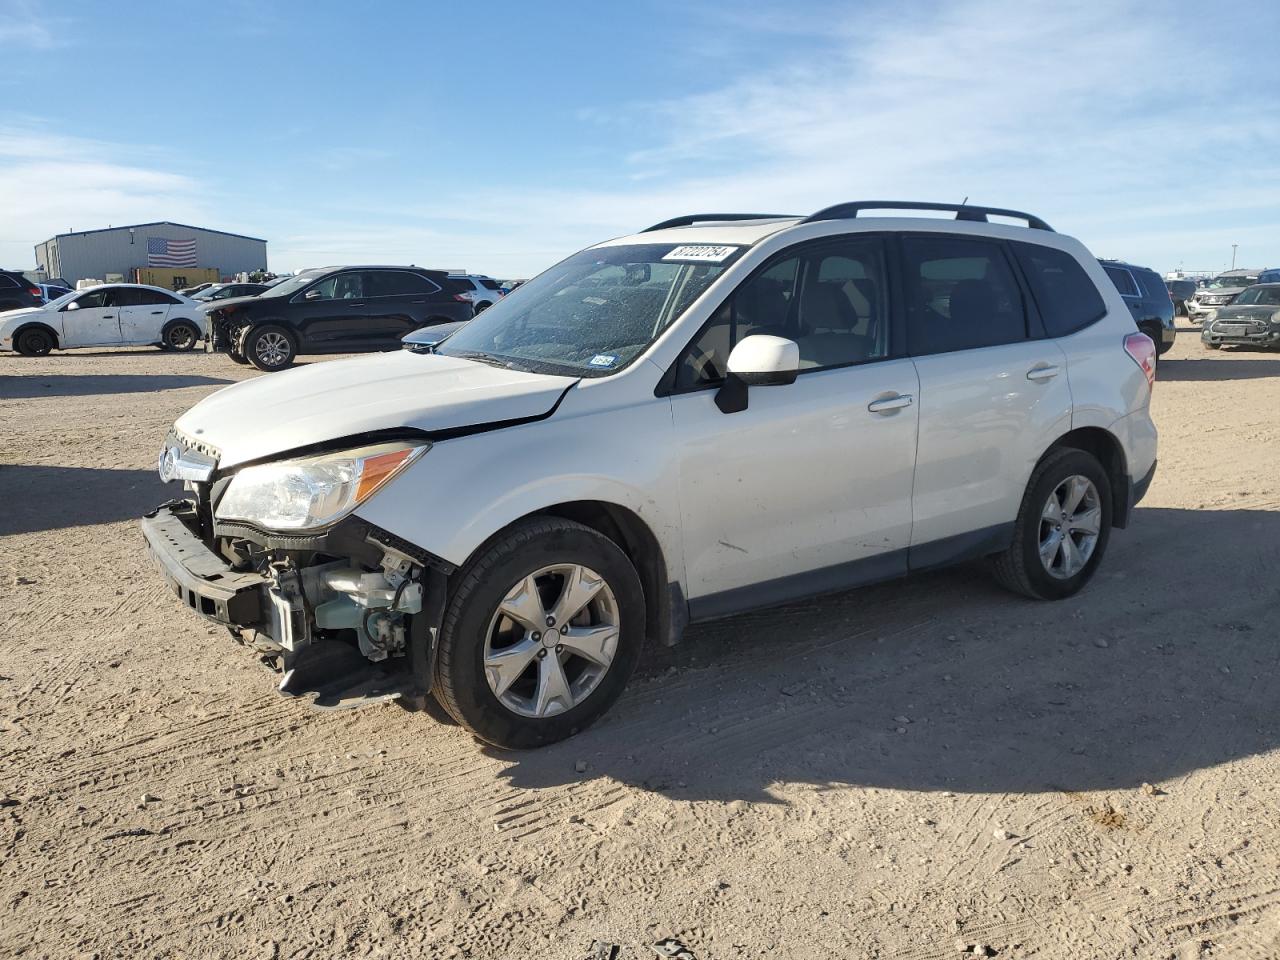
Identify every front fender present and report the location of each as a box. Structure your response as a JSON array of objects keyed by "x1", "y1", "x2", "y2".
[{"x1": 352, "y1": 396, "x2": 686, "y2": 592}]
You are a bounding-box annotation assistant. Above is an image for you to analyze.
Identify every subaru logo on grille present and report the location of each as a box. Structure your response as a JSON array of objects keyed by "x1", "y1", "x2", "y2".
[{"x1": 158, "y1": 446, "x2": 179, "y2": 483}]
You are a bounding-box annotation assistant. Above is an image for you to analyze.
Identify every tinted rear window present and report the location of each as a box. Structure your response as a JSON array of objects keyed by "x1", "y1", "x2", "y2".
[
  {"x1": 1134, "y1": 269, "x2": 1167, "y2": 301},
  {"x1": 1013, "y1": 243, "x2": 1107, "y2": 337},
  {"x1": 1102, "y1": 265, "x2": 1139, "y2": 297},
  {"x1": 477, "y1": 277, "x2": 502, "y2": 290}
]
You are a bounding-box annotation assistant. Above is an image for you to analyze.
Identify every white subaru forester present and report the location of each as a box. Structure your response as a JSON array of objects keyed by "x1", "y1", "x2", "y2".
[{"x1": 143, "y1": 201, "x2": 1158, "y2": 748}]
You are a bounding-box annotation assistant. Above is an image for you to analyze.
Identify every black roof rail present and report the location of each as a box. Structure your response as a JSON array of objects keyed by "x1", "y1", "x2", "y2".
[
  {"x1": 802, "y1": 201, "x2": 1054, "y2": 232},
  {"x1": 642, "y1": 213, "x2": 796, "y2": 232}
]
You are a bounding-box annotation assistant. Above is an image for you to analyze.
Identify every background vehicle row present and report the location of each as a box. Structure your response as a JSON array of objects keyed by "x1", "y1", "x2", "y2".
[
  {"x1": 0, "y1": 283, "x2": 204, "y2": 355},
  {"x1": 204, "y1": 265, "x2": 475, "y2": 371}
]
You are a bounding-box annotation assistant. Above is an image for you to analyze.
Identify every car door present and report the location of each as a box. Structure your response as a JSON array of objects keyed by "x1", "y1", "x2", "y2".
[
  {"x1": 902, "y1": 233, "x2": 1072, "y2": 567},
  {"x1": 290, "y1": 271, "x2": 369, "y2": 350},
  {"x1": 117, "y1": 287, "x2": 176, "y2": 344},
  {"x1": 60, "y1": 289, "x2": 122, "y2": 347},
  {"x1": 667, "y1": 236, "x2": 920, "y2": 615},
  {"x1": 361, "y1": 270, "x2": 439, "y2": 344}
]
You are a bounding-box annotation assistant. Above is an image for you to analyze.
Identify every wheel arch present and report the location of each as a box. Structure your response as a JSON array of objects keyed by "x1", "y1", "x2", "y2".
[
  {"x1": 161, "y1": 315, "x2": 201, "y2": 339},
  {"x1": 1045, "y1": 426, "x2": 1131, "y2": 528},
  {"x1": 452, "y1": 499, "x2": 684, "y2": 652},
  {"x1": 12, "y1": 321, "x2": 60, "y2": 349}
]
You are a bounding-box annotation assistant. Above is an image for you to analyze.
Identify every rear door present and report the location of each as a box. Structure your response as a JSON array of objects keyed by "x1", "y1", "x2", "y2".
[
  {"x1": 903, "y1": 233, "x2": 1072, "y2": 566},
  {"x1": 360, "y1": 270, "x2": 442, "y2": 344},
  {"x1": 60, "y1": 289, "x2": 122, "y2": 347},
  {"x1": 117, "y1": 287, "x2": 178, "y2": 343}
]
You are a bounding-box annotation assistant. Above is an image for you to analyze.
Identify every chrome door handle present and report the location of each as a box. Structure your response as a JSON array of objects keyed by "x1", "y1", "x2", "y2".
[
  {"x1": 150, "y1": 310, "x2": 163, "y2": 315},
  {"x1": 868, "y1": 393, "x2": 914, "y2": 413},
  {"x1": 1026, "y1": 364, "x2": 1060, "y2": 381}
]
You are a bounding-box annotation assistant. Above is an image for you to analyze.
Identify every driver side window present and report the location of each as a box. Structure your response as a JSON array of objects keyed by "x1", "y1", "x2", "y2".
[
  {"x1": 304, "y1": 273, "x2": 364, "y2": 301},
  {"x1": 674, "y1": 237, "x2": 888, "y2": 389},
  {"x1": 72, "y1": 289, "x2": 112, "y2": 310}
]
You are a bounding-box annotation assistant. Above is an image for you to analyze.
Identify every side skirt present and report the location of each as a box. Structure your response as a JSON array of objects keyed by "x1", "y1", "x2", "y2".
[{"x1": 685, "y1": 523, "x2": 1014, "y2": 625}]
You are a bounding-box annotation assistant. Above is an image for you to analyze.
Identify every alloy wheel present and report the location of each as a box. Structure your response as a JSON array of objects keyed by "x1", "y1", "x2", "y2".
[
  {"x1": 483, "y1": 563, "x2": 620, "y2": 718},
  {"x1": 168, "y1": 325, "x2": 196, "y2": 349},
  {"x1": 1038, "y1": 475, "x2": 1101, "y2": 579},
  {"x1": 254, "y1": 331, "x2": 290, "y2": 366}
]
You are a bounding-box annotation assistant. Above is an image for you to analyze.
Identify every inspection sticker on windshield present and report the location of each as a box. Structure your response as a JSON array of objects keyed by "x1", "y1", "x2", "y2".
[
  {"x1": 662, "y1": 244, "x2": 740, "y2": 263},
  {"x1": 589, "y1": 354, "x2": 619, "y2": 368}
]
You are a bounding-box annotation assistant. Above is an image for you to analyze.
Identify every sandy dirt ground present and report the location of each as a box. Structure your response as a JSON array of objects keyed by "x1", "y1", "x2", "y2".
[{"x1": 1, "y1": 328, "x2": 1278, "y2": 960}]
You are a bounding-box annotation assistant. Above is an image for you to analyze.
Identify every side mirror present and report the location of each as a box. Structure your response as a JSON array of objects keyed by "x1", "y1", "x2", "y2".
[
  {"x1": 304, "y1": 289, "x2": 322, "y2": 300},
  {"x1": 65, "y1": 301, "x2": 80, "y2": 310},
  {"x1": 715, "y1": 335, "x2": 799, "y2": 414}
]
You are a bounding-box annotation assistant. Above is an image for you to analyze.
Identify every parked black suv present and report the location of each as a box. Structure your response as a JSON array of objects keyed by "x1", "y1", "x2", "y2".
[
  {"x1": 0, "y1": 270, "x2": 44, "y2": 313},
  {"x1": 1100, "y1": 260, "x2": 1175, "y2": 360},
  {"x1": 205, "y1": 265, "x2": 473, "y2": 371}
]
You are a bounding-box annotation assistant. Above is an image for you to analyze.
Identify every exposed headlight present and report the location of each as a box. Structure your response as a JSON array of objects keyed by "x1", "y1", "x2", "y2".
[{"x1": 216, "y1": 441, "x2": 428, "y2": 531}]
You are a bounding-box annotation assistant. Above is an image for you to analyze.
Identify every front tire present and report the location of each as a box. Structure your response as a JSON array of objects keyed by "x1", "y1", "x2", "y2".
[
  {"x1": 992, "y1": 447, "x2": 1112, "y2": 601},
  {"x1": 433, "y1": 517, "x2": 645, "y2": 748},
  {"x1": 244, "y1": 325, "x2": 297, "y2": 372},
  {"x1": 1204, "y1": 342, "x2": 1221, "y2": 350},
  {"x1": 15, "y1": 327, "x2": 54, "y2": 357}
]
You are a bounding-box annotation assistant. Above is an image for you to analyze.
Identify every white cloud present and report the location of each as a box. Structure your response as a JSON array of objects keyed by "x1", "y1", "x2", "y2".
[
  {"x1": 0, "y1": 0, "x2": 70, "y2": 49},
  {"x1": 6, "y1": 0, "x2": 1278, "y2": 277},
  {"x1": 286, "y1": 0, "x2": 1280, "y2": 276},
  {"x1": 0, "y1": 127, "x2": 213, "y2": 263}
]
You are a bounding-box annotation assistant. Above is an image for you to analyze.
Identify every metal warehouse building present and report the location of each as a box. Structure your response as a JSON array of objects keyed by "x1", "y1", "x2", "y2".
[{"x1": 34, "y1": 221, "x2": 268, "y2": 286}]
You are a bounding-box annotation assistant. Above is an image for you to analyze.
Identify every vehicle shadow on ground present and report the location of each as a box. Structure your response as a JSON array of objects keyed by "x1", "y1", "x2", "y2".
[
  {"x1": 1159, "y1": 356, "x2": 1280, "y2": 381},
  {"x1": 0, "y1": 465, "x2": 167, "y2": 535},
  {"x1": 0, "y1": 373, "x2": 234, "y2": 399},
  {"x1": 487, "y1": 506, "x2": 1280, "y2": 800}
]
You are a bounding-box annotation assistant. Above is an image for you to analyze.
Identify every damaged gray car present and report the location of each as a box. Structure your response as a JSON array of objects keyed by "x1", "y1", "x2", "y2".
[{"x1": 1201, "y1": 283, "x2": 1280, "y2": 350}]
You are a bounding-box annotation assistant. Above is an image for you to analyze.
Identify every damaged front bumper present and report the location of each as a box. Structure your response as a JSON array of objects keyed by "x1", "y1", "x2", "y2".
[{"x1": 141, "y1": 500, "x2": 445, "y2": 709}]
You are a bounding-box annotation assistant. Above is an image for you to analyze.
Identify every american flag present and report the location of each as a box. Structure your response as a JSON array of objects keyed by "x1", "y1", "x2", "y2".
[{"x1": 147, "y1": 236, "x2": 197, "y2": 267}]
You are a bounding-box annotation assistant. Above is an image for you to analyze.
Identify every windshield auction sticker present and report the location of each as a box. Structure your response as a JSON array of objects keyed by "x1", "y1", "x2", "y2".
[{"x1": 662, "y1": 245, "x2": 740, "y2": 263}]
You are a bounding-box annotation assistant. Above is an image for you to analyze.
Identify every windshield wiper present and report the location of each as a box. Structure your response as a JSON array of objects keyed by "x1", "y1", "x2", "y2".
[{"x1": 449, "y1": 350, "x2": 518, "y2": 370}]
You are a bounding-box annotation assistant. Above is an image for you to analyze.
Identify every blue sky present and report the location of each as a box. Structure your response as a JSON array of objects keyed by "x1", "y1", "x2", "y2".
[{"x1": 2, "y1": 0, "x2": 1279, "y2": 278}]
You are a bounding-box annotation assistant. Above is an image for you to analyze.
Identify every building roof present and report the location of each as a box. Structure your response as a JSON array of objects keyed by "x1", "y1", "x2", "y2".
[{"x1": 41, "y1": 221, "x2": 268, "y2": 244}]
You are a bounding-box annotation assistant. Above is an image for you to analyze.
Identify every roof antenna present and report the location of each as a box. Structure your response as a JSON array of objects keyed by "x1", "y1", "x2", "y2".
[{"x1": 959, "y1": 196, "x2": 969, "y2": 206}]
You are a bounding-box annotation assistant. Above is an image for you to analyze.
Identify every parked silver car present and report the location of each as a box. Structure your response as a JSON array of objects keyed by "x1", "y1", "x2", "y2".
[{"x1": 1188, "y1": 270, "x2": 1262, "y2": 323}]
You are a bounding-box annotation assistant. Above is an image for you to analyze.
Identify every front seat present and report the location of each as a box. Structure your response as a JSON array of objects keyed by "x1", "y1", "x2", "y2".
[{"x1": 927, "y1": 278, "x2": 998, "y2": 352}]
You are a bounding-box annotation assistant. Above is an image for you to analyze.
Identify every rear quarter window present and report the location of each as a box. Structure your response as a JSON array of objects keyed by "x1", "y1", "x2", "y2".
[
  {"x1": 1102, "y1": 265, "x2": 1140, "y2": 298},
  {"x1": 1013, "y1": 243, "x2": 1108, "y2": 337},
  {"x1": 1134, "y1": 270, "x2": 1167, "y2": 301}
]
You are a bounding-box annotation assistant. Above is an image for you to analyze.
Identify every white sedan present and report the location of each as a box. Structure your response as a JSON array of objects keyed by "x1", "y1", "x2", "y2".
[{"x1": 0, "y1": 283, "x2": 206, "y2": 356}]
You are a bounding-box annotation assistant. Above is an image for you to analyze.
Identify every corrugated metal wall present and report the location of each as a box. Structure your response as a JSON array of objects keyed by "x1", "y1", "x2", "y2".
[{"x1": 36, "y1": 223, "x2": 267, "y2": 285}]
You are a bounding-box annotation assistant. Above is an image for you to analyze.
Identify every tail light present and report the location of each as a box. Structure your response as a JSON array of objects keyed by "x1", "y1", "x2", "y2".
[
  {"x1": 27, "y1": 286, "x2": 40, "y2": 297},
  {"x1": 1124, "y1": 331, "x2": 1156, "y2": 387},
  {"x1": 454, "y1": 292, "x2": 474, "y2": 303}
]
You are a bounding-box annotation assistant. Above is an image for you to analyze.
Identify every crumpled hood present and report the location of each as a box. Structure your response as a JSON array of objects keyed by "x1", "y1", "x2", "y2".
[
  {"x1": 200, "y1": 295, "x2": 265, "y2": 315},
  {"x1": 1198, "y1": 286, "x2": 1247, "y2": 299},
  {"x1": 175, "y1": 350, "x2": 577, "y2": 468}
]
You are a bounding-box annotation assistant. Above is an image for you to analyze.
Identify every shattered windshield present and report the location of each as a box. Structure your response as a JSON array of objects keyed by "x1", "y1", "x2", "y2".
[{"x1": 435, "y1": 243, "x2": 742, "y2": 377}]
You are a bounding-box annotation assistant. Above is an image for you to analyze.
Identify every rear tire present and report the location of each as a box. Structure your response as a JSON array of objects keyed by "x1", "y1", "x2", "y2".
[
  {"x1": 1140, "y1": 325, "x2": 1163, "y2": 365},
  {"x1": 244, "y1": 325, "x2": 297, "y2": 372},
  {"x1": 433, "y1": 517, "x2": 645, "y2": 749},
  {"x1": 992, "y1": 447, "x2": 1112, "y2": 601},
  {"x1": 161, "y1": 319, "x2": 200, "y2": 351},
  {"x1": 15, "y1": 327, "x2": 54, "y2": 357}
]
